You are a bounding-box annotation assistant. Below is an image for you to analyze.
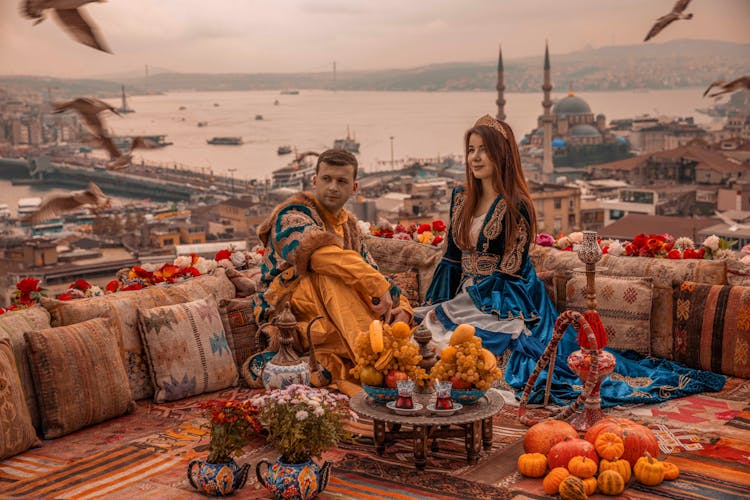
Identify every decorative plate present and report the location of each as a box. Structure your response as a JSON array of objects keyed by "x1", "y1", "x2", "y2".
[
  {"x1": 426, "y1": 402, "x2": 463, "y2": 416},
  {"x1": 385, "y1": 401, "x2": 424, "y2": 416}
]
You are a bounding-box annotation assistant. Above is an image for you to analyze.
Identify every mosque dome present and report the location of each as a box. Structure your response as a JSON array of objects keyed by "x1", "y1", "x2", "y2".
[
  {"x1": 570, "y1": 124, "x2": 601, "y2": 138},
  {"x1": 553, "y1": 95, "x2": 592, "y2": 115}
]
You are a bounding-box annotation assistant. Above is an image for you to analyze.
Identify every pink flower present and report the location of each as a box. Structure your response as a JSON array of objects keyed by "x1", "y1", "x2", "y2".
[{"x1": 535, "y1": 233, "x2": 555, "y2": 247}]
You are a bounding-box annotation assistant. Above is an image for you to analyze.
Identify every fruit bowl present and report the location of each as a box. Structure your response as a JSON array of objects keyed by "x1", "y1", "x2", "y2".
[
  {"x1": 362, "y1": 384, "x2": 398, "y2": 404},
  {"x1": 450, "y1": 387, "x2": 487, "y2": 405}
]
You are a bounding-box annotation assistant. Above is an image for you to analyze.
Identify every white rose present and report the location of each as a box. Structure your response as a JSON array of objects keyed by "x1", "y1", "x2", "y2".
[
  {"x1": 741, "y1": 255, "x2": 750, "y2": 264},
  {"x1": 173, "y1": 255, "x2": 192, "y2": 269},
  {"x1": 217, "y1": 258, "x2": 233, "y2": 269},
  {"x1": 607, "y1": 240, "x2": 625, "y2": 256},
  {"x1": 246, "y1": 250, "x2": 263, "y2": 267},
  {"x1": 230, "y1": 251, "x2": 246, "y2": 268},
  {"x1": 703, "y1": 235, "x2": 720, "y2": 251},
  {"x1": 556, "y1": 236, "x2": 571, "y2": 249},
  {"x1": 357, "y1": 220, "x2": 371, "y2": 234},
  {"x1": 568, "y1": 232, "x2": 584, "y2": 244},
  {"x1": 195, "y1": 259, "x2": 217, "y2": 274}
]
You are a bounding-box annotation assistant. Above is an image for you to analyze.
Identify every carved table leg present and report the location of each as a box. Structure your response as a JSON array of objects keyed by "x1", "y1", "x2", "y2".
[
  {"x1": 388, "y1": 423, "x2": 401, "y2": 432},
  {"x1": 482, "y1": 417, "x2": 493, "y2": 450},
  {"x1": 374, "y1": 420, "x2": 386, "y2": 456},
  {"x1": 414, "y1": 425, "x2": 428, "y2": 470},
  {"x1": 465, "y1": 420, "x2": 483, "y2": 465}
]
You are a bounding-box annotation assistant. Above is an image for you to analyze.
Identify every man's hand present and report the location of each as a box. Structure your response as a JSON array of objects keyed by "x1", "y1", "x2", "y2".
[
  {"x1": 369, "y1": 290, "x2": 393, "y2": 324},
  {"x1": 389, "y1": 307, "x2": 410, "y2": 325}
]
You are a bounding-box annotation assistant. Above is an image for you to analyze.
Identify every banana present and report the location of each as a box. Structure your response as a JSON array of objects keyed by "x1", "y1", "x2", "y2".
[
  {"x1": 369, "y1": 320, "x2": 384, "y2": 353},
  {"x1": 374, "y1": 349, "x2": 393, "y2": 371}
]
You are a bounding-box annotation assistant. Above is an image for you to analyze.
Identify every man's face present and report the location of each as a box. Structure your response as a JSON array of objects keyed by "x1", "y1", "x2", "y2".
[{"x1": 313, "y1": 162, "x2": 358, "y2": 214}]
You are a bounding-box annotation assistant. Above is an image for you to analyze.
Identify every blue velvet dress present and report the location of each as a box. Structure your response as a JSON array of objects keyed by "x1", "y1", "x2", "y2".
[{"x1": 417, "y1": 187, "x2": 725, "y2": 407}]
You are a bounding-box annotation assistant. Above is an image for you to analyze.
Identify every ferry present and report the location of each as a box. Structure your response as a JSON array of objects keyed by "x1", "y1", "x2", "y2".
[
  {"x1": 272, "y1": 151, "x2": 318, "y2": 189},
  {"x1": 113, "y1": 135, "x2": 173, "y2": 149},
  {"x1": 277, "y1": 145, "x2": 292, "y2": 155},
  {"x1": 207, "y1": 137, "x2": 243, "y2": 145},
  {"x1": 333, "y1": 126, "x2": 360, "y2": 154},
  {"x1": 280, "y1": 90, "x2": 299, "y2": 95},
  {"x1": 255, "y1": 114, "x2": 264, "y2": 121}
]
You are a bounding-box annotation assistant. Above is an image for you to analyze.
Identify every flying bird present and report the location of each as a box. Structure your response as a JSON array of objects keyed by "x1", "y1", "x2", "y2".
[
  {"x1": 53, "y1": 97, "x2": 119, "y2": 138},
  {"x1": 703, "y1": 76, "x2": 750, "y2": 98},
  {"x1": 714, "y1": 210, "x2": 750, "y2": 232},
  {"x1": 104, "y1": 136, "x2": 161, "y2": 171},
  {"x1": 644, "y1": 0, "x2": 693, "y2": 42},
  {"x1": 21, "y1": 0, "x2": 111, "y2": 53},
  {"x1": 25, "y1": 182, "x2": 111, "y2": 224}
]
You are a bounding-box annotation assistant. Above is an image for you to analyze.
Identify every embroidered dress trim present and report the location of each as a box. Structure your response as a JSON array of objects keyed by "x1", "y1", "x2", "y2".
[
  {"x1": 500, "y1": 217, "x2": 528, "y2": 275},
  {"x1": 461, "y1": 252, "x2": 501, "y2": 276}
]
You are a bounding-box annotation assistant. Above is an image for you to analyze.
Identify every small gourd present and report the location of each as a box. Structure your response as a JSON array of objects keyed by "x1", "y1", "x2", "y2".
[
  {"x1": 597, "y1": 469, "x2": 626, "y2": 496},
  {"x1": 559, "y1": 475, "x2": 588, "y2": 500},
  {"x1": 517, "y1": 452, "x2": 547, "y2": 478},
  {"x1": 599, "y1": 457, "x2": 632, "y2": 483},
  {"x1": 594, "y1": 432, "x2": 625, "y2": 461},
  {"x1": 581, "y1": 476, "x2": 598, "y2": 496},
  {"x1": 662, "y1": 461, "x2": 680, "y2": 480},
  {"x1": 542, "y1": 467, "x2": 570, "y2": 495},
  {"x1": 567, "y1": 456, "x2": 597, "y2": 479},
  {"x1": 634, "y1": 452, "x2": 665, "y2": 486}
]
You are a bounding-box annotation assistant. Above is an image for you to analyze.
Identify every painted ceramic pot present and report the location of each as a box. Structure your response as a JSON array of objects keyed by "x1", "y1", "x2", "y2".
[
  {"x1": 262, "y1": 359, "x2": 311, "y2": 390},
  {"x1": 256, "y1": 457, "x2": 332, "y2": 500},
  {"x1": 187, "y1": 459, "x2": 250, "y2": 497}
]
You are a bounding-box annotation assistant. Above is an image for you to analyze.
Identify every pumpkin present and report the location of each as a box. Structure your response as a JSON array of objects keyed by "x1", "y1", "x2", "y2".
[
  {"x1": 634, "y1": 452, "x2": 664, "y2": 486},
  {"x1": 599, "y1": 457, "x2": 632, "y2": 483},
  {"x1": 568, "y1": 456, "x2": 597, "y2": 479},
  {"x1": 523, "y1": 419, "x2": 579, "y2": 455},
  {"x1": 542, "y1": 467, "x2": 570, "y2": 495},
  {"x1": 594, "y1": 432, "x2": 625, "y2": 461},
  {"x1": 581, "y1": 476, "x2": 598, "y2": 496},
  {"x1": 517, "y1": 452, "x2": 547, "y2": 478},
  {"x1": 585, "y1": 417, "x2": 659, "y2": 467},
  {"x1": 548, "y1": 438, "x2": 599, "y2": 470},
  {"x1": 597, "y1": 470, "x2": 626, "y2": 496},
  {"x1": 662, "y1": 461, "x2": 680, "y2": 480},
  {"x1": 559, "y1": 475, "x2": 588, "y2": 500}
]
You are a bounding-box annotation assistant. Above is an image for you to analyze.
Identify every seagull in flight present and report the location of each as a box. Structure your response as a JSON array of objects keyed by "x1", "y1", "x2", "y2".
[
  {"x1": 25, "y1": 182, "x2": 111, "y2": 224},
  {"x1": 703, "y1": 76, "x2": 750, "y2": 98},
  {"x1": 20, "y1": 0, "x2": 111, "y2": 53},
  {"x1": 644, "y1": 0, "x2": 693, "y2": 42},
  {"x1": 104, "y1": 136, "x2": 161, "y2": 171},
  {"x1": 714, "y1": 210, "x2": 750, "y2": 232}
]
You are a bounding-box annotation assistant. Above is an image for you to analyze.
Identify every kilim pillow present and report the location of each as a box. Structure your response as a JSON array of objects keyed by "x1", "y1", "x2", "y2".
[
  {"x1": 673, "y1": 281, "x2": 750, "y2": 378},
  {"x1": 0, "y1": 338, "x2": 40, "y2": 460},
  {"x1": 24, "y1": 317, "x2": 136, "y2": 439},
  {"x1": 726, "y1": 258, "x2": 750, "y2": 286},
  {"x1": 0, "y1": 304, "x2": 51, "y2": 431},
  {"x1": 138, "y1": 295, "x2": 239, "y2": 403},
  {"x1": 40, "y1": 268, "x2": 236, "y2": 401},
  {"x1": 219, "y1": 298, "x2": 259, "y2": 367},
  {"x1": 566, "y1": 274, "x2": 653, "y2": 355}
]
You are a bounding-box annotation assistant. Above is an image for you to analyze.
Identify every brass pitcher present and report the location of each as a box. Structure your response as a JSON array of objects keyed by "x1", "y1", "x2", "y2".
[{"x1": 257, "y1": 302, "x2": 311, "y2": 389}]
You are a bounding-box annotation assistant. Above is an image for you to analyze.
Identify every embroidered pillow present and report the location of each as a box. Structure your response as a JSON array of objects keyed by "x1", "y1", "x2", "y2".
[
  {"x1": 138, "y1": 295, "x2": 239, "y2": 403},
  {"x1": 0, "y1": 338, "x2": 40, "y2": 460},
  {"x1": 24, "y1": 317, "x2": 136, "y2": 439},
  {"x1": 0, "y1": 304, "x2": 51, "y2": 430},
  {"x1": 673, "y1": 281, "x2": 750, "y2": 378},
  {"x1": 566, "y1": 274, "x2": 653, "y2": 355},
  {"x1": 219, "y1": 298, "x2": 259, "y2": 367}
]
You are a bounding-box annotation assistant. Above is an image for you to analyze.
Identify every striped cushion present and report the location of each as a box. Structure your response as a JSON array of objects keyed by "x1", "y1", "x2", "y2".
[
  {"x1": 673, "y1": 281, "x2": 750, "y2": 378},
  {"x1": 138, "y1": 295, "x2": 239, "y2": 403},
  {"x1": 0, "y1": 304, "x2": 50, "y2": 431},
  {"x1": 0, "y1": 338, "x2": 40, "y2": 460},
  {"x1": 24, "y1": 317, "x2": 136, "y2": 439}
]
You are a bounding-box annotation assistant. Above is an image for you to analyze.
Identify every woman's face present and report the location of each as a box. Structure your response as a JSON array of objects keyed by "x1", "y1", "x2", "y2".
[{"x1": 467, "y1": 133, "x2": 496, "y2": 182}]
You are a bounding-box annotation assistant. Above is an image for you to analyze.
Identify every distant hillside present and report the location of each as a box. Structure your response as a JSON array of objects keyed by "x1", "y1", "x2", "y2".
[{"x1": 2, "y1": 39, "x2": 748, "y2": 97}]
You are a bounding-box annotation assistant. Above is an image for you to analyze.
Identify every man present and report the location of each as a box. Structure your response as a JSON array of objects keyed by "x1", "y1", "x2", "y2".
[{"x1": 252, "y1": 149, "x2": 412, "y2": 395}]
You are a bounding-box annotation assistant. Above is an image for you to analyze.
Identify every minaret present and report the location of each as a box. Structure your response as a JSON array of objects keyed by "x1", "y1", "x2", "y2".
[
  {"x1": 495, "y1": 44, "x2": 506, "y2": 121},
  {"x1": 542, "y1": 41, "x2": 554, "y2": 180}
]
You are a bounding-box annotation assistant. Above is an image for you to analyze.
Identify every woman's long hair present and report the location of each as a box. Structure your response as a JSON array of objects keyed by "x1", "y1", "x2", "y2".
[{"x1": 453, "y1": 120, "x2": 537, "y2": 250}]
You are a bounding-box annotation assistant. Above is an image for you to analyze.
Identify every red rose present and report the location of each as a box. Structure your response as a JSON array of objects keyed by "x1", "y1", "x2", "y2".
[
  {"x1": 432, "y1": 236, "x2": 444, "y2": 245},
  {"x1": 215, "y1": 249, "x2": 231, "y2": 261},
  {"x1": 602, "y1": 246, "x2": 609, "y2": 254},
  {"x1": 121, "y1": 283, "x2": 143, "y2": 291},
  {"x1": 105, "y1": 280, "x2": 120, "y2": 293},
  {"x1": 697, "y1": 247, "x2": 706, "y2": 258},
  {"x1": 683, "y1": 248, "x2": 698, "y2": 259},
  {"x1": 417, "y1": 223, "x2": 432, "y2": 234},
  {"x1": 190, "y1": 253, "x2": 200, "y2": 265},
  {"x1": 432, "y1": 220, "x2": 446, "y2": 232},
  {"x1": 182, "y1": 267, "x2": 201, "y2": 277},
  {"x1": 57, "y1": 293, "x2": 75, "y2": 300},
  {"x1": 70, "y1": 279, "x2": 91, "y2": 291},
  {"x1": 667, "y1": 249, "x2": 681, "y2": 259},
  {"x1": 133, "y1": 266, "x2": 153, "y2": 279},
  {"x1": 17, "y1": 277, "x2": 40, "y2": 294},
  {"x1": 624, "y1": 243, "x2": 637, "y2": 256},
  {"x1": 381, "y1": 229, "x2": 394, "y2": 239}
]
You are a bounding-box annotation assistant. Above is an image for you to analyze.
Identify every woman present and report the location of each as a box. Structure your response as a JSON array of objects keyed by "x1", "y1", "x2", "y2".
[{"x1": 416, "y1": 114, "x2": 724, "y2": 407}]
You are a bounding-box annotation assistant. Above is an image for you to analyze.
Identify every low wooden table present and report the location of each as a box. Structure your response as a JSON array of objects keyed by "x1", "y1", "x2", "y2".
[{"x1": 349, "y1": 390, "x2": 504, "y2": 470}]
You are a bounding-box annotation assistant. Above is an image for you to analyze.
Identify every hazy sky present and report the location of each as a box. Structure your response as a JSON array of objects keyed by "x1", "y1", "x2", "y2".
[{"x1": 1, "y1": 0, "x2": 748, "y2": 77}]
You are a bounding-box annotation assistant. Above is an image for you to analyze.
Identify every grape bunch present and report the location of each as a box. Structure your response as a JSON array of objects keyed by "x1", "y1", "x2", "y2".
[
  {"x1": 349, "y1": 331, "x2": 379, "y2": 381},
  {"x1": 389, "y1": 333, "x2": 428, "y2": 385},
  {"x1": 429, "y1": 325, "x2": 503, "y2": 391},
  {"x1": 349, "y1": 321, "x2": 428, "y2": 385}
]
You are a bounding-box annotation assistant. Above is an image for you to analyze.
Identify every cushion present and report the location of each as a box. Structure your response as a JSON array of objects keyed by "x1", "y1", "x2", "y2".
[
  {"x1": 673, "y1": 281, "x2": 750, "y2": 378},
  {"x1": 0, "y1": 304, "x2": 51, "y2": 430},
  {"x1": 219, "y1": 298, "x2": 259, "y2": 367},
  {"x1": 24, "y1": 317, "x2": 135, "y2": 439},
  {"x1": 599, "y1": 254, "x2": 727, "y2": 359},
  {"x1": 565, "y1": 274, "x2": 653, "y2": 355},
  {"x1": 138, "y1": 295, "x2": 239, "y2": 403},
  {"x1": 40, "y1": 269, "x2": 236, "y2": 400},
  {"x1": 726, "y1": 258, "x2": 750, "y2": 286},
  {"x1": 0, "y1": 338, "x2": 39, "y2": 460},
  {"x1": 366, "y1": 236, "x2": 443, "y2": 303}
]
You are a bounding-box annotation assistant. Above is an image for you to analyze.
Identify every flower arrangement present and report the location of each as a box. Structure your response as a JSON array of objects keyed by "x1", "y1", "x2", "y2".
[
  {"x1": 0, "y1": 278, "x2": 49, "y2": 314},
  {"x1": 367, "y1": 219, "x2": 446, "y2": 247},
  {"x1": 215, "y1": 244, "x2": 265, "y2": 270},
  {"x1": 199, "y1": 399, "x2": 262, "y2": 464},
  {"x1": 252, "y1": 385, "x2": 352, "y2": 464},
  {"x1": 537, "y1": 232, "x2": 738, "y2": 260}
]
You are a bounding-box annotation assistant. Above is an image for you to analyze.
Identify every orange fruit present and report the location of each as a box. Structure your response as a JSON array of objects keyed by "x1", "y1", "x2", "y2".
[{"x1": 449, "y1": 324, "x2": 476, "y2": 345}]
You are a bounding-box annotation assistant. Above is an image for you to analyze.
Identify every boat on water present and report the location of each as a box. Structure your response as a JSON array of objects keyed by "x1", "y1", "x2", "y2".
[
  {"x1": 116, "y1": 85, "x2": 134, "y2": 114},
  {"x1": 207, "y1": 137, "x2": 243, "y2": 145},
  {"x1": 277, "y1": 145, "x2": 292, "y2": 155},
  {"x1": 280, "y1": 90, "x2": 299, "y2": 95},
  {"x1": 272, "y1": 151, "x2": 319, "y2": 188},
  {"x1": 197, "y1": 121, "x2": 208, "y2": 127},
  {"x1": 255, "y1": 114, "x2": 264, "y2": 121},
  {"x1": 333, "y1": 126, "x2": 360, "y2": 153},
  {"x1": 113, "y1": 135, "x2": 173, "y2": 149},
  {"x1": 274, "y1": 99, "x2": 280, "y2": 106}
]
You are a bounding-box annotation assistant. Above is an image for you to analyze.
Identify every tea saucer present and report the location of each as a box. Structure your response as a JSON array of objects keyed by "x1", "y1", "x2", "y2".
[
  {"x1": 426, "y1": 402, "x2": 463, "y2": 416},
  {"x1": 385, "y1": 401, "x2": 423, "y2": 415}
]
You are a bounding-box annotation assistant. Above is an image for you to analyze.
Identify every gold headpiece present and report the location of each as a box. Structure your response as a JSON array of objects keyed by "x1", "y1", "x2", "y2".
[{"x1": 473, "y1": 114, "x2": 508, "y2": 140}]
